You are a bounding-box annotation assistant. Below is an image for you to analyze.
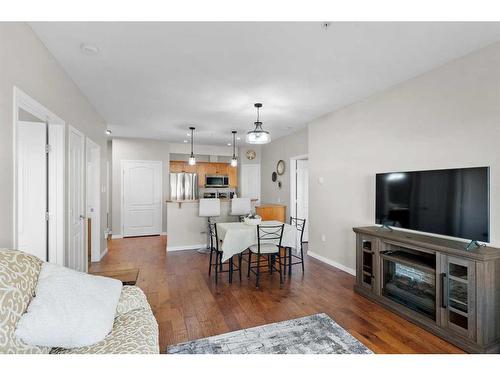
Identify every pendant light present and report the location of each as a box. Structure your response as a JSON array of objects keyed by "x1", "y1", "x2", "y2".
[
  {"x1": 230, "y1": 130, "x2": 238, "y2": 167},
  {"x1": 246, "y1": 103, "x2": 271, "y2": 144},
  {"x1": 188, "y1": 126, "x2": 196, "y2": 166}
]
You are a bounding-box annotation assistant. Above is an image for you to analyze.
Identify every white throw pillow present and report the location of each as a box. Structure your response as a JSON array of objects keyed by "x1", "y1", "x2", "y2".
[{"x1": 15, "y1": 263, "x2": 122, "y2": 349}]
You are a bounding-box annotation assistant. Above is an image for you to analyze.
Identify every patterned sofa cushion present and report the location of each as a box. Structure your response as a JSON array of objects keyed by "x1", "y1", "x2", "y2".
[
  {"x1": 50, "y1": 307, "x2": 159, "y2": 354},
  {"x1": 116, "y1": 285, "x2": 150, "y2": 316},
  {"x1": 0, "y1": 249, "x2": 50, "y2": 354}
]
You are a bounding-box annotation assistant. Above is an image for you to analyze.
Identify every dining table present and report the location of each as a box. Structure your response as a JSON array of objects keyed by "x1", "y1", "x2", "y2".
[{"x1": 216, "y1": 220, "x2": 298, "y2": 262}]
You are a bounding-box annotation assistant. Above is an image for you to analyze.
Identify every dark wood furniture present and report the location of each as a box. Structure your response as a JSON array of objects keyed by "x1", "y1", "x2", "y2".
[
  {"x1": 354, "y1": 226, "x2": 500, "y2": 353},
  {"x1": 91, "y1": 268, "x2": 139, "y2": 286}
]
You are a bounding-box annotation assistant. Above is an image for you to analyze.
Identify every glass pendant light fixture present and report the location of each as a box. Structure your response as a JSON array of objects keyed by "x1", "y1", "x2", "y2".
[
  {"x1": 188, "y1": 126, "x2": 196, "y2": 166},
  {"x1": 246, "y1": 103, "x2": 271, "y2": 144},
  {"x1": 230, "y1": 130, "x2": 238, "y2": 167}
]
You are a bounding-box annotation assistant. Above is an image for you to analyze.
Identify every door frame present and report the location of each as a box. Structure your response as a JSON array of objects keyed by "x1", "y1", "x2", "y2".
[
  {"x1": 121, "y1": 159, "x2": 163, "y2": 237},
  {"x1": 13, "y1": 87, "x2": 65, "y2": 265},
  {"x1": 289, "y1": 153, "x2": 308, "y2": 220},
  {"x1": 68, "y1": 125, "x2": 85, "y2": 271},
  {"x1": 86, "y1": 137, "x2": 101, "y2": 263}
]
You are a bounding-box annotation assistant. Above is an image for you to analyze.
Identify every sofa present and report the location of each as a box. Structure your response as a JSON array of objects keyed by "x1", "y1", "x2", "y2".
[{"x1": 0, "y1": 249, "x2": 159, "y2": 354}]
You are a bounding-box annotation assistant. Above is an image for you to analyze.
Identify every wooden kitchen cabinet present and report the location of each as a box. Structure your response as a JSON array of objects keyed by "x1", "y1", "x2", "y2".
[
  {"x1": 169, "y1": 161, "x2": 238, "y2": 188},
  {"x1": 255, "y1": 204, "x2": 286, "y2": 223}
]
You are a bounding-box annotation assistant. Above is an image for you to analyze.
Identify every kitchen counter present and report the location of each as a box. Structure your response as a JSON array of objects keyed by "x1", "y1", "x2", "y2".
[{"x1": 165, "y1": 199, "x2": 258, "y2": 251}]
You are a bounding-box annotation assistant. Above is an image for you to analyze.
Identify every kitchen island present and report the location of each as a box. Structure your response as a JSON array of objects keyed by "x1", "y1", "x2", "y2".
[{"x1": 166, "y1": 199, "x2": 258, "y2": 251}]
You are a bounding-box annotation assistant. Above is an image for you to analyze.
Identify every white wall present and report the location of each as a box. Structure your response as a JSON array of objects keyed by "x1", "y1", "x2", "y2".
[
  {"x1": 111, "y1": 138, "x2": 170, "y2": 235},
  {"x1": 261, "y1": 128, "x2": 308, "y2": 217},
  {"x1": 169, "y1": 142, "x2": 233, "y2": 156},
  {"x1": 0, "y1": 23, "x2": 107, "y2": 259},
  {"x1": 308, "y1": 41, "x2": 500, "y2": 273}
]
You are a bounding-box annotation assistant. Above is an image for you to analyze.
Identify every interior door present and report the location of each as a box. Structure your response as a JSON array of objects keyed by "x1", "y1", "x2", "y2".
[
  {"x1": 17, "y1": 121, "x2": 47, "y2": 260},
  {"x1": 68, "y1": 126, "x2": 85, "y2": 271},
  {"x1": 296, "y1": 159, "x2": 309, "y2": 241},
  {"x1": 122, "y1": 160, "x2": 162, "y2": 237},
  {"x1": 240, "y1": 164, "x2": 261, "y2": 203},
  {"x1": 86, "y1": 138, "x2": 101, "y2": 263}
]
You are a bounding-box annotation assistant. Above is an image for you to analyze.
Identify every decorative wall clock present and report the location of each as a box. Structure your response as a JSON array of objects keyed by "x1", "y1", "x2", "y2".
[
  {"x1": 246, "y1": 149, "x2": 256, "y2": 160},
  {"x1": 277, "y1": 160, "x2": 285, "y2": 175}
]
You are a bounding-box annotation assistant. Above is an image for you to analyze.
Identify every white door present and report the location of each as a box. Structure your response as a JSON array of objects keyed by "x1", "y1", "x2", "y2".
[
  {"x1": 240, "y1": 164, "x2": 261, "y2": 203},
  {"x1": 68, "y1": 126, "x2": 85, "y2": 271},
  {"x1": 86, "y1": 138, "x2": 101, "y2": 263},
  {"x1": 122, "y1": 160, "x2": 162, "y2": 237},
  {"x1": 296, "y1": 159, "x2": 309, "y2": 242},
  {"x1": 17, "y1": 121, "x2": 47, "y2": 260}
]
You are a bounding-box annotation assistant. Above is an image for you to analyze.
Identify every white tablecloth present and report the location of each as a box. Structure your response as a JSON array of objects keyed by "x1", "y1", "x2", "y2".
[{"x1": 217, "y1": 220, "x2": 298, "y2": 262}]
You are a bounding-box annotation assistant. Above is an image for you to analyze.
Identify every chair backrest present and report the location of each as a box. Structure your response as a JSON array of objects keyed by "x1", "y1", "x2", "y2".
[
  {"x1": 199, "y1": 198, "x2": 221, "y2": 217},
  {"x1": 230, "y1": 197, "x2": 251, "y2": 216},
  {"x1": 290, "y1": 217, "x2": 306, "y2": 244},
  {"x1": 256, "y1": 224, "x2": 284, "y2": 250},
  {"x1": 208, "y1": 222, "x2": 219, "y2": 252}
]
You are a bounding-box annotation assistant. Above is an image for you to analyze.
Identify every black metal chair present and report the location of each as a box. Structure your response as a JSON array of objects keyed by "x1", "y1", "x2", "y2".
[
  {"x1": 283, "y1": 217, "x2": 306, "y2": 276},
  {"x1": 208, "y1": 222, "x2": 241, "y2": 284},
  {"x1": 246, "y1": 224, "x2": 285, "y2": 288}
]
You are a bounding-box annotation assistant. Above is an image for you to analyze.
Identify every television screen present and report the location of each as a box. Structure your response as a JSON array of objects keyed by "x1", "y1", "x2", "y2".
[{"x1": 376, "y1": 167, "x2": 489, "y2": 242}]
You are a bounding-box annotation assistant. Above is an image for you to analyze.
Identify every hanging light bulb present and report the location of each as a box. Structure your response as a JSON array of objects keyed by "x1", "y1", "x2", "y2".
[
  {"x1": 230, "y1": 130, "x2": 238, "y2": 167},
  {"x1": 188, "y1": 126, "x2": 196, "y2": 165},
  {"x1": 246, "y1": 103, "x2": 271, "y2": 144}
]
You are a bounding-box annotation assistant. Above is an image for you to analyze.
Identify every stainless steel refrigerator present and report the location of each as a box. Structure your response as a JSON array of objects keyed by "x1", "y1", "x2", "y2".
[{"x1": 170, "y1": 172, "x2": 198, "y2": 201}]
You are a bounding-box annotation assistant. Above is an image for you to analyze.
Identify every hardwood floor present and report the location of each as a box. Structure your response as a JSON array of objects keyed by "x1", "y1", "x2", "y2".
[{"x1": 89, "y1": 235, "x2": 463, "y2": 354}]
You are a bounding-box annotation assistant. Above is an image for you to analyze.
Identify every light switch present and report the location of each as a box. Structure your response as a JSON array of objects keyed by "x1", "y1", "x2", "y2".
[{"x1": 318, "y1": 177, "x2": 324, "y2": 185}]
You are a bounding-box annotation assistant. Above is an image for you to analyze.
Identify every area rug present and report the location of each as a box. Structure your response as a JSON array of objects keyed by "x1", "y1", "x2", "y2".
[{"x1": 167, "y1": 313, "x2": 373, "y2": 354}]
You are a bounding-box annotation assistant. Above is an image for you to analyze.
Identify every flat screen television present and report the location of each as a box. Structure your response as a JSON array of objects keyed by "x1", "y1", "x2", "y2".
[{"x1": 375, "y1": 167, "x2": 489, "y2": 242}]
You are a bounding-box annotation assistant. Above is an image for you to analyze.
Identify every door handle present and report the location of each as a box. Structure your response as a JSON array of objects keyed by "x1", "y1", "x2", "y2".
[{"x1": 441, "y1": 273, "x2": 447, "y2": 308}]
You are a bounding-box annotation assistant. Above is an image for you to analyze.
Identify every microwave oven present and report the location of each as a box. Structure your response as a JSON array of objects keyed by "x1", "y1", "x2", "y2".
[{"x1": 205, "y1": 175, "x2": 229, "y2": 187}]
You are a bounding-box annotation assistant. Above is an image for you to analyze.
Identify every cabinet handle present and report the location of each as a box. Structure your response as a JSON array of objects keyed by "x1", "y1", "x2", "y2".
[{"x1": 441, "y1": 273, "x2": 447, "y2": 308}]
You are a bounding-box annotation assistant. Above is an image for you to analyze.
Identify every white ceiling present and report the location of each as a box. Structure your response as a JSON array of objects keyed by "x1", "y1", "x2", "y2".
[{"x1": 30, "y1": 22, "x2": 500, "y2": 146}]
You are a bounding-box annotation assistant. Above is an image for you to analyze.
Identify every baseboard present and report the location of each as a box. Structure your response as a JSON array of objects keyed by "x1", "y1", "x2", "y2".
[
  {"x1": 307, "y1": 251, "x2": 356, "y2": 276},
  {"x1": 100, "y1": 247, "x2": 108, "y2": 260},
  {"x1": 111, "y1": 234, "x2": 123, "y2": 239},
  {"x1": 166, "y1": 243, "x2": 206, "y2": 252}
]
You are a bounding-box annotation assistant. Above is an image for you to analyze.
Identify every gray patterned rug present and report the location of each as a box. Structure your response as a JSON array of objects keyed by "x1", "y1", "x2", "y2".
[{"x1": 167, "y1": 313, "x2": 373, "y2": 354}]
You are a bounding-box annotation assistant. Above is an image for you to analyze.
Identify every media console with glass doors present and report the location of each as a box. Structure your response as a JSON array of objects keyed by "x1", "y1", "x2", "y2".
[{"x1": 354, "y1": 226, "x2": 500, "y2": 353}]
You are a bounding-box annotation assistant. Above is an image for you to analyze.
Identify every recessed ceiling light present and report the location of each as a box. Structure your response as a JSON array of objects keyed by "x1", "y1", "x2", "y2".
[
  {"x1": 236, "y1": 137, "x2": 241, "y2": 141},
  {"x1": 105, "y1": 129, "x2": 112, "y2": 135},
  {"x1": 227, "y1": 143, "x2": 232, "y2": 146},
  {"x1": 187, "y1": 132, "x2": 191, "y2": 136},
  {"x1": 183, "y1": 140, "x2": 188, "y2": 143},
  {"x1": 80, "y1": 43, "x2": 100, "y2": 56},
  {"x1": 322, "y1": 22, "x2": 331, "y2": 30}
]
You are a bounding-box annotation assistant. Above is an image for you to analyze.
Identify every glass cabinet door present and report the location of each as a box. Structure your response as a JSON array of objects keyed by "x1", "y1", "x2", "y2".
[
  {"x1": 441, "y1": 256, "x2": 476, "y2": 340},
  {"x1": 358, "y1": 236, "x2": 376, "y2": 292}
]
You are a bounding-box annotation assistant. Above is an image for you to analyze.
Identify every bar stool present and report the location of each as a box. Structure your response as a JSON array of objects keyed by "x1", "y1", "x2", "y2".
[
  {"x1": 230, "y1": 197, "x2": 251, "y2": 222},
  {"x1": 198, "y1": 198, "x2": 221, "y2": 254}
]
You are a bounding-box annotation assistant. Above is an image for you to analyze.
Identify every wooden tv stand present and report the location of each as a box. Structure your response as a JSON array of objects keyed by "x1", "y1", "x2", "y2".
[{"x1": 353, "y1": 226, "x2": 500, "y2": 353}]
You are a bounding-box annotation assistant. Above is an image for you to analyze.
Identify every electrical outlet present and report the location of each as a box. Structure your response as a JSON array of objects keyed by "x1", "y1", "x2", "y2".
[{"x1": 321, "y1": 234, "x2": 326, "y2": 242}]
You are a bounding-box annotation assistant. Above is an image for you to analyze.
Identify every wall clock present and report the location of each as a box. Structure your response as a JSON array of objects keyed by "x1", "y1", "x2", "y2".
[
  {"x1": 246, "y1": 149, "x2": 256, "y2": 160},
  {"x1": 277, "y1": 160, "x2": 285, "y2": 175}
]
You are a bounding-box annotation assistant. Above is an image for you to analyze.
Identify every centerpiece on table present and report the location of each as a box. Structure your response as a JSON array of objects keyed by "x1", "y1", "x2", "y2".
[{"x1": 243, "y1": 213, "x2": 262, "y2": 225}]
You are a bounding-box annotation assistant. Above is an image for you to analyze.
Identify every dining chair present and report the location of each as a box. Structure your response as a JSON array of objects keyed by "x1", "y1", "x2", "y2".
[
  {"x1": 247, "y1": 224, "x2": 285, "y2": 288},
  {"x1": 283, "y1": 217, "x2": 307, "y2": 276},
  {"x1": 208, "y1": 222, "x2": 242, "y2": 284}
]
